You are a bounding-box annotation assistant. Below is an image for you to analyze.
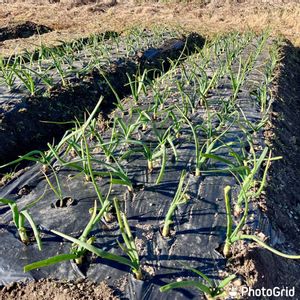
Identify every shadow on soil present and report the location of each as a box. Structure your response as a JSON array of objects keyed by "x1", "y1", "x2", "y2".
[{"x1": 0, "y1": 21, "x2": 52, "y2": 42}]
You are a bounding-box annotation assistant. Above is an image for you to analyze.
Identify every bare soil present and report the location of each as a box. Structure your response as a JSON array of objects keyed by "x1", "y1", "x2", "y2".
[
  {"x1": 1, "y1": 1, "x2": 300, "y2": 55},
  {"x1": 0, "y1": 279, "x2": 118, "y2": 300}
]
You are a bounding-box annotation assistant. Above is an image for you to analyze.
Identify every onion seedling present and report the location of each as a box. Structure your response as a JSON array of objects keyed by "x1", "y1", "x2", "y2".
[
  {"x1": 0, "y1": 198, "x2": 42, "y2": 250},
  {"x1": 151, "y1": 122, "x2": 177, "y2": 184},
  {"x1": 192, "y1": 67, "x2": 220, "y2": 106},
  {"x1": 81, "y1": 130, "x2": 113, "y2": 222},
  {"x1": 126, "y1": 69, "x2": 148, "y2": 104},
  {"x1": 176, "y1": 105, "x2": 230, "y2": 177},
  {"x1": 13, "y1": 66, "x2": 36, "y2": 96},
  {"x1": 227, "y1": 54, "x2": 253, "y2": 102},
  {"x1": 107, "y1": 158, "x2": 134, "y2": 192},
  {"x1": 46, "y1": 228, "x2": 143, "y2": 279},
  {"x1": 160, "y1": 264, "x2": 236, "y2": 300},
  {"x1": 251, "y1": 77, "x2": 269, "y2": 112},
  {"x1": 223, "y1": 186, "x2": 300, "y2": 259},
  {"x1": 150, "y1": 78, "x2": 171, "y2": 118},
  {"x1": 162, "y1": 171, "x2": 190, "y2": 237},
  {"x1": 115, "y1": 117, "x2": 142, "y2": 141},
  {"x1": 167, "y1": 109, "x2": 183, "y2": 138},
  {"x1": 93, "y1": 132, "x2": 119, "y2": 163},
  {"x1": 42, "y1": 166, "x2": 64, "y2": 207},
  {"x1": 234, "y1": 146, "x2": 280, "y2": 210},
  {"x1": 73, "y1": 199, "x2": 110, "y2": 264},
  {"x1": 237, "y1": 103, "x2": 269, "y2": 133},
  {"x1": 114, "y1": 197, "x2": 142, "y2": 280},
  {"x1": 137, "y1": 130, "x2": 176, "y2": 179},
  {"x1": 49, "y1": 51, "x2": 67, "y2": 86},
  {"x1": 177, "y1": 81, "x2": 197, "y2": 114},
  {"x1": 0, "y1": 148, "x2": 53, "y2": 171},
  {"x1": 24, "y1": 200, "x2": 110, "y2": 272},
  {"x1": 176, "y1": 105, "x2": 200, "y2": 176},
  {"x1": 0, "y1": 54, "x2": 18, "y2": 90},
  {"x1": 90, "y1": 118, "x2": 119, "y2": 162},
  {"x1": 86, "y1": 153, "x2": 134, "y2": 193},
  {"x1": 46, "y1": 98, "x2": 103, "y2": 162},
  {"x1": 195, "y1": 106, "x2": 236, "y2": 176}
]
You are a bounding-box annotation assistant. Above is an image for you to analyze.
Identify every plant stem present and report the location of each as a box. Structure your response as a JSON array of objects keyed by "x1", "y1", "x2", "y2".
[{"x1": 223, "y1": 186, "x2": 232, "y2": 258}]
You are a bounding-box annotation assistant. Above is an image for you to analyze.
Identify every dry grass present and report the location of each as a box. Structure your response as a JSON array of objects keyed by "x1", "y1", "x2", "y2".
[{"x1": 0, "y1": 0, "x2": 300, "y2": 55}]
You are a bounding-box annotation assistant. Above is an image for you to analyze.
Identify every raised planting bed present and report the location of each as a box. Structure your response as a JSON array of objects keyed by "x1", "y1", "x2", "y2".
[
  {"x1": 0, "y1": 28, "x2": 204, "y2": 165},
  {"x1": 0, "y1": 21, "x2": 52, "y2": 42},
  {"x1": 0, "y1": 31, "x2": 300, "y2": 300}
]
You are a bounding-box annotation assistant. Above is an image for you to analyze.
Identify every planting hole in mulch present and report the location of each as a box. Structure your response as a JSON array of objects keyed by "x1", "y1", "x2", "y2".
[{"x1": 51, "y1": 197, "x2": 76, "y2": 208}]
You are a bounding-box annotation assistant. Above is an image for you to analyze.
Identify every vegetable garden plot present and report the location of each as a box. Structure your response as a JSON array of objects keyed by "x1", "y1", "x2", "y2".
[
  {"x1": 0, "y1": 31, "x2": 300, "y2": 300},
  {"x1": 0, "y1": 28, "x2": 204, "y2": 165}
]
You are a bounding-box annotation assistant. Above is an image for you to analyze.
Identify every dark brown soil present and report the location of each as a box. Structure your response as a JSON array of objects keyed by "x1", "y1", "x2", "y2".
[
  {"x1": 0, "y1": 278, "x2": 118, "y2": 300},
  {"x1": 264, "y1": 41, "x2": 300, "y2": 250},
  {"x1": 0, "y1": 21, "x2": 52, "y2": 42},
  {"x1": 255, "y1": 40, "x2": 300, "y2": 297}
]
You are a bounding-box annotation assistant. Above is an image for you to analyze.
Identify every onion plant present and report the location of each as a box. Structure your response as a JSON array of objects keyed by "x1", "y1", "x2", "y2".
[
  {"x1": 92, "y1": 126, "x2": 119, "y2": 163},
  {"x1": 160, "y1": 264, "x2": 236, "y2": 300},
  {"x1": 176, "y1": 105, "x2": 232, "y2": 177},
  {"x1": 251, "y1": 77, "x2": 269, "y2": 112},
  {"x1": 192, "y1": 67, "x2": 220, "y2": 106},
  {"x1": 45, "y1": 98, "x2": 103, "y2": 166},
  {"x1": 115, "y1": 117, "x2": 142, "y2": 141},
  {"x1": 223, "y1": 186, "x2": 300, "y2": 259},
  {"x1": 81, "y1": 130, "x2": 113, "y2": 222},
  {"x1": 50, "y1": 51, "x2": 67, "y2": 86},
  {"x1": 149, "y1": 76, "x2": 171, "y2": 117},
  {"x1": 227, "y1": 50, "x2": 255, "y2": 103},
  {"x1": 162, "y1": 171, "x2": 189, "y2": 237},
  {"x1": 234, "y1": 145, "x2": 280, "y2": 211},
  {"x1": 121, "y1": 125, "x2": 176, "y2": 185},
  {"x1": 126, "y1": 69, "x2": 148, "y2": 104},
  {"x1": 0, "y1": 198, "x2": 42, "y2": 250},
  {"x1": 0, "y1": 148, "x2": 53, "y2": 171},
  {"x1": 151, "y1": 122, "x2": 177, "y2": 184},
  {"x1": 176, "y1": 81, "x2": 197, "y2": 114},
  {"x1": 114, "y1": 197, "x2": 142, "y2": 280},
  {"x1": 105, "y1": 158, "x2": 134, "y2": 192},
  {"x1": 176, "y1": 105, "x2": 200, "y2": 176},
  {"x1": 0, "y1": 54, "x2": 18, "y2": 90},
  {"x1": 24, "y1": 199, "x2": 110, "y2": 272},
  {"x1": 167, "y1": 109, "x2": 183, "y2": 138},
  {"x1": 25, "y1": 198, "x2": 141, "y2": 277},
  {"x1": 100, "y1": 71, "x2": 125, "y2": 112},
  {"x1": 13, "y1": 67, "x2": 36, "y2": 96},
  {"x1": 42, "y1": 166, "x2": 64, "y2": 207}
]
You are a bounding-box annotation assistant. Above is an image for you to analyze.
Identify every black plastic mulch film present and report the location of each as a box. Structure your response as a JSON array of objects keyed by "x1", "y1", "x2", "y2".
[
  {"x1": 0, "y1": 33, "x2": 278, "y2": 299},
  {"x1": 0, "y1": 30, "x2": 204, "y2": 164}
]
